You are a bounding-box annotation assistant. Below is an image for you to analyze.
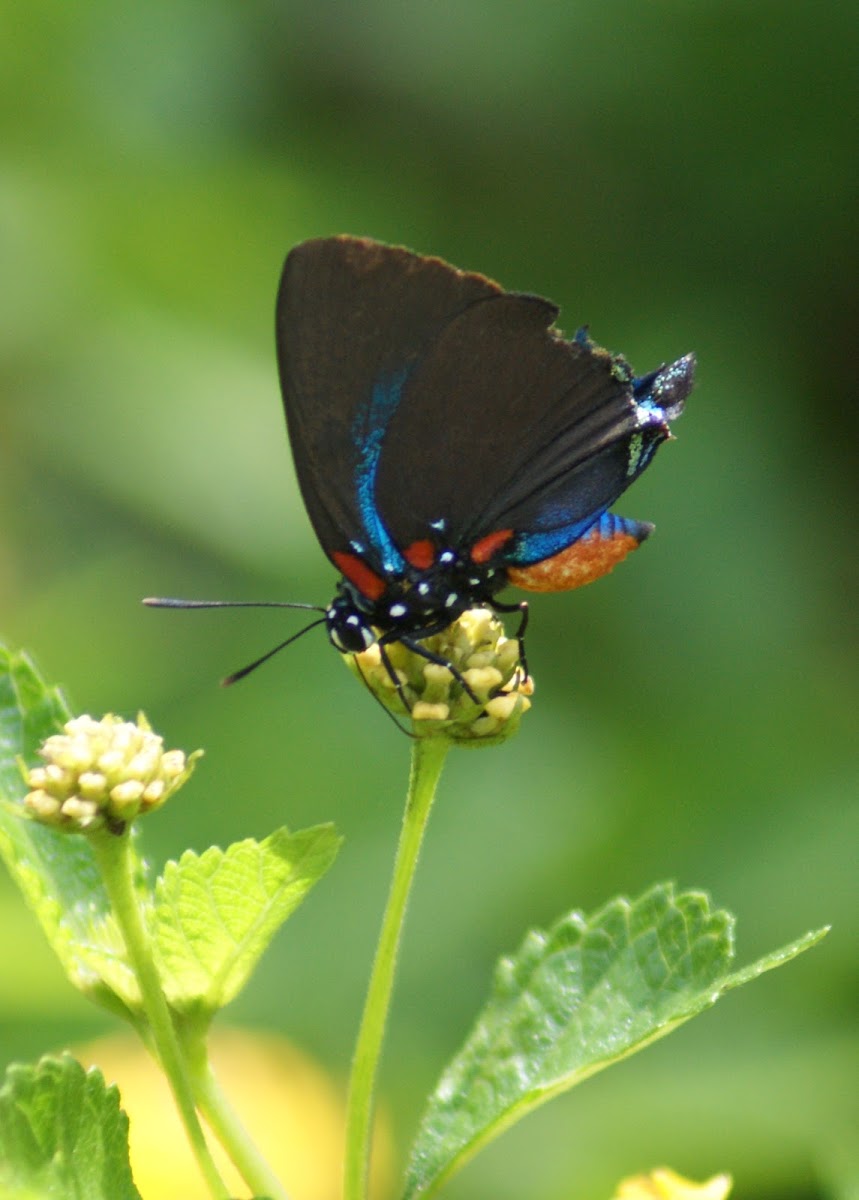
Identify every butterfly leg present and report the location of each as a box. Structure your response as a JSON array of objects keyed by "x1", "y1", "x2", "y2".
[
  {"x1": 353, "y1": 651, "x2": 417, "y2": 737},
  {"x1": 377, "y1": 631, "x2": 480, "y2": 710},
  {"x1": 492, "y1": 598, "x2": 530, "y2": 687},
  {"x1": 393, "y1": 632, "x2": 484, "y2": 706},
  {"x1": 377, "y1": 637, "x2": 417, "y2": 713}
]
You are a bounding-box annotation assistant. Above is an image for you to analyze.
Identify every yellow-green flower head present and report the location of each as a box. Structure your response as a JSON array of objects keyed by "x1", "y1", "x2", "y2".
[
  {"x1": 23, "y1": 713, "x2": 201, "y2": 833},
  {"x1": 345, "y1": 608, "x2": 533, "y2": 744}
]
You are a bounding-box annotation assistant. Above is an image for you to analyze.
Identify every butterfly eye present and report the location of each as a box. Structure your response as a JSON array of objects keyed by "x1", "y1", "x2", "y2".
[{"x1": 327, "y1": 608, "x2": 377, "y2": 654}]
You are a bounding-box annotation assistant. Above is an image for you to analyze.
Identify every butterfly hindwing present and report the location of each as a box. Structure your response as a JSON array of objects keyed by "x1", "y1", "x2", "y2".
[{"x1": 373, "y1": 293, "x2": 661, "y2": 558}]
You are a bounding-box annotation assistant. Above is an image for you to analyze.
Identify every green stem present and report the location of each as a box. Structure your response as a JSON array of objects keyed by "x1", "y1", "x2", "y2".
[
  {"x1": 184, "y1": 1037, "x2": 291, "y2": 1200},
  {"x1": 90, "y1": 831, "x2": 230, "y2": 1200},
  {"x1": 344, "y1": 735, "x2": 450, "y2": 1200}
]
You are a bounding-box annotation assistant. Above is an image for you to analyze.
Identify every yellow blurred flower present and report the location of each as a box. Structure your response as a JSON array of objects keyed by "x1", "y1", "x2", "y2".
[
  {"x1": 614, "y1": 1167, "x2": 732, "y2": 1200},
  {"x1": 74, "y1": 1028, "x2": 391, "y2": 1200}
]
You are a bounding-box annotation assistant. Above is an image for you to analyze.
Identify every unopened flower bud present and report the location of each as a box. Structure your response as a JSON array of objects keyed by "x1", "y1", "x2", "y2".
[
  {"x1": 26, "y1": 790, "x2": 61, "y2": 819},
  {"x1": 23, "y1": 712, "x2": 202, "y2": 833},
  {"x1": 60, "y1": 796, "x2": 100, "y2": 827},
  {"x1": 142, "y1": 779, "x2": 166, "y2": 804},
  {"x1": 462, "y1": 666, "x2": 503, "y2": 694},
  {"x1": 78, "y1": 772, "x2": 107, "y2": 799},
  {"x1": 110, "y1": 780, "x2": 146, "y2": 811},
  {"x1": 159, "y1": 750, "x2": 187, "y2": 779},
  {"x1": 412, "y1": 701, "x2": 451, "y2": 722}
]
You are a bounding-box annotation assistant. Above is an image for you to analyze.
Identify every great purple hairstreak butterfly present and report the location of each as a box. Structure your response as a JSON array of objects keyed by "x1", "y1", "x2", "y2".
[{"x1": 147, "y1": 236, "x2": 694, "y2": 709}]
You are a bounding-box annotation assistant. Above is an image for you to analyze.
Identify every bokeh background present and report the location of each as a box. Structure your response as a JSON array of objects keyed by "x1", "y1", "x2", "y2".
[{"x1": 1, "y1": 2, "x2": 856, "y2": 1198}]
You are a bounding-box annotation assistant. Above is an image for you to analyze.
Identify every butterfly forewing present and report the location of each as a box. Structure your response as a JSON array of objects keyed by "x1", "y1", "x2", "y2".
[{"x1": 276, "y1": 236, "x2": 501, "y2": 570}]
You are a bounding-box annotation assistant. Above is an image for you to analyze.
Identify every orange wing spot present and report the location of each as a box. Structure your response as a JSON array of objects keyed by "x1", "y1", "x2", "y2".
[
  {"x1": 470, "y1": 529, "x2": 514, "y2": 565},
  {"x1": 403, "y1": 539, "x2": 436, "y2": 569},
  {"x1": 332, "y1": 552, "x2": 387, "y2": 602},
  {"x1": 507, "y1": 528, "x2": 642, "y2": 593}
]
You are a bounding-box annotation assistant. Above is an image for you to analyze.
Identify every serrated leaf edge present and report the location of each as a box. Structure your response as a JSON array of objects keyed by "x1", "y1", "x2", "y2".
[
  {"x1": 153, "y1": 824, "x2": 341, "y2": 1011},
  {"x1": 404, "y1": 920, "x2": 828, "y2": 1200}
]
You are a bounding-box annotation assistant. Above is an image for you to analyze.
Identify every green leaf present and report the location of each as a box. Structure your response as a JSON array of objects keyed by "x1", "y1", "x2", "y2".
[
  {"x1": 0, "y1": 646, "x2": 342, "y2": 1029},
  {"x1": 403, "y1": 882, "x2": 827, "y2": 1200},
  {"x1": 153, "y1": 824, "x2": 342, "y2": 1015},
  {"x1": 0, "y1": 1054, "x2": 141, "y2": 1200},
  {"x1": 0, "y1": 644, "x2": 69, "y2": 804},
  {"x1": 0, "y1": 645, "x2": 141, "y2": 1019}
]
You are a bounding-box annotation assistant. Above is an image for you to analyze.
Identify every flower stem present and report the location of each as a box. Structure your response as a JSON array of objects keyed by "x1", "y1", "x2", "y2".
[
  {"x1": 90, "y1": 830, "x2": 231, "y2": 1200},
  {"x1": 185, "y1": 1039, "x2": 292, "y2": 1200},
  {"x1": 344, "y1": 735, "x2": 450, "y2": 1200}
]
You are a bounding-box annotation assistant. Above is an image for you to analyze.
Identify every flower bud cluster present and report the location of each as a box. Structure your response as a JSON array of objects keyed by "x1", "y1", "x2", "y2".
[
  {"x1": 24, "y1": 713, "x2": 201, "y2": 832},
  {"x1": 347, "y1": 608, "x2": 533, "y2": 744}
]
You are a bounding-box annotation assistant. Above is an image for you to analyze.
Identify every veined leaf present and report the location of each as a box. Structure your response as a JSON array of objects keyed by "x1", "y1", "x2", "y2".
[
  {"x1": 0, "y1": 1055, "x2": 141, "y2": 1200},
  {"x1": 153, "y1": 825, "x2": 341, "y2": 1016},
  {"x1": 0, "y1": 646, "x2": 140, "y2": 1018},
  {"x1": 404, "y1": 883, "x2": 826, "y2": 1199}
]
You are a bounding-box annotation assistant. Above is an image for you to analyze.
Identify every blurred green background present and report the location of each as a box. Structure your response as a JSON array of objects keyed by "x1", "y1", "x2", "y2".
[{"x1": 1, "y1": 1, "x2": 856, "y2": 1198}]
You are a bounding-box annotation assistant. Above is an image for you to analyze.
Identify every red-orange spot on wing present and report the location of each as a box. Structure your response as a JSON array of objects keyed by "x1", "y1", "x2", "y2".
[
  {"x1": 332, "y1": 552, "x2": 387, "y2": 601},
  {"x1": 403, "y1": 539, "x2": 435, "y2": 569},
  {"x1": 507, "y1": 529, "x2": 641, "y2": 593},
  {"x1": 470, "y1": 529, "x2": 514, "y2": 565}
]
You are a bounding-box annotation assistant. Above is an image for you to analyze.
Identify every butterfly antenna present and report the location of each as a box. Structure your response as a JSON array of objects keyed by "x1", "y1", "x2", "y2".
[
  {"x1": 222, "y1": 617, "x2": 328, "y2": 686},
  {"x1": 143, "y1": 597, "x2": 326, "y2": 613},
  {"x1": 143, "y1": 597, "x2": 330, "y2": 685}
]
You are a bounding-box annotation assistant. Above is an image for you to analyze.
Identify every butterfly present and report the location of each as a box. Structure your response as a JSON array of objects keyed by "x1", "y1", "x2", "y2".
[{"x1": 147, "y1": 236, "x2": 693, "y2": 709}]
